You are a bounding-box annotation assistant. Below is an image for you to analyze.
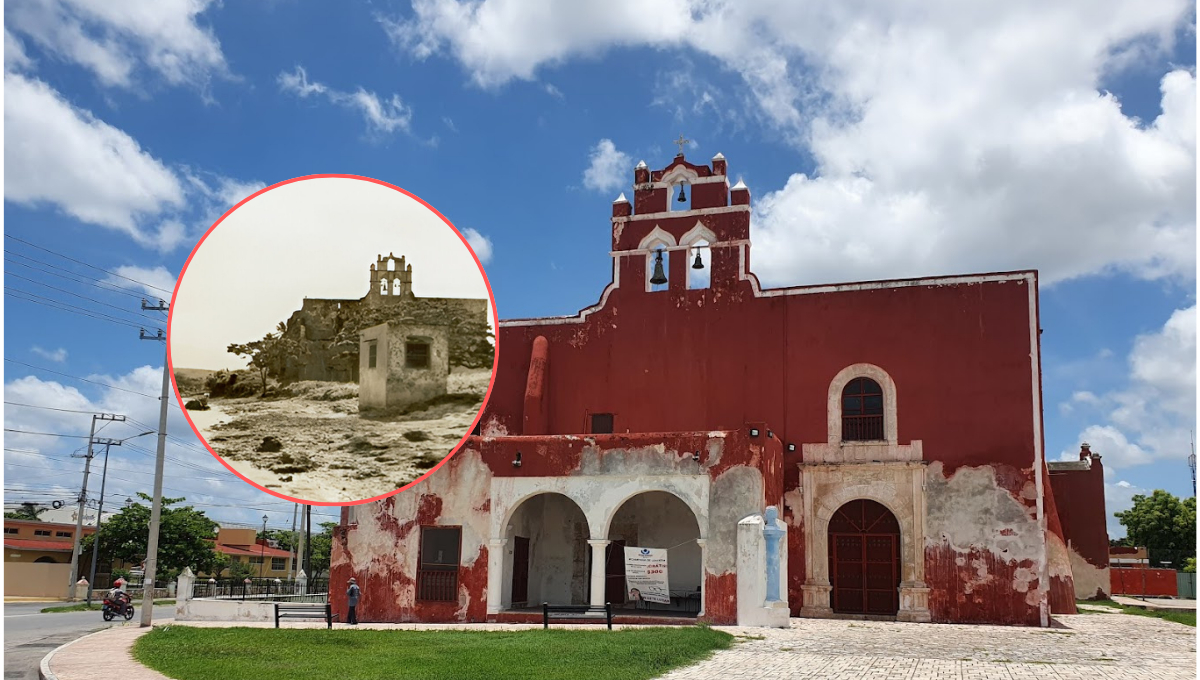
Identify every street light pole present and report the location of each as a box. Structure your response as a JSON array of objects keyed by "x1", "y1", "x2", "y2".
[{"x1": 259, "y1": 515, "x2": 268, "y2": 578}]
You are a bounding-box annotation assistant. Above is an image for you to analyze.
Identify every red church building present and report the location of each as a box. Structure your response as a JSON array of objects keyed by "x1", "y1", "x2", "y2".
[{"x1": 332, "y1": 150, "x2": 1107, "y2": 627}]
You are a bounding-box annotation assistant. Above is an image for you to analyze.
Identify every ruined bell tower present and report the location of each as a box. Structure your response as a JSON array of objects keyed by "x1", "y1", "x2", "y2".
[{"x1": 368, "y1": 253, "x2": 414, "y2": 303}]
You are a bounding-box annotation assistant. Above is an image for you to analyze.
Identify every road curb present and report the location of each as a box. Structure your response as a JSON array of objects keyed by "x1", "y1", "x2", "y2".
[{"x1": 38, "y1": 626, "x2": 113, "y2": 680}]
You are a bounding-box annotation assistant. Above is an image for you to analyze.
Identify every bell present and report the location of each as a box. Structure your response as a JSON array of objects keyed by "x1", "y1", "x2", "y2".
[
  {"x1": 692, "y1": 249, "x2": 705, "y2": 269},
  {"x1": 677, "y1": 184, "x2": 687, "y2": 203},
  {"x1": 650, "y1": 250, "x2": 668, "y2": 285}
]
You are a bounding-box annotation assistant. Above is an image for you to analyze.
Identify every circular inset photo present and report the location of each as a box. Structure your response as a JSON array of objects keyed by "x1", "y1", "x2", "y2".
[{"x1": 169, "y1": 175, "x2": 497, "y2": 505}]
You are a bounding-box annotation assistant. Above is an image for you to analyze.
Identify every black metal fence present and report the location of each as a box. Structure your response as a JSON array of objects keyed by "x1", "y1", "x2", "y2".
[{"x1": 192, "y1": 576, "x2": 329, "y2": 601}]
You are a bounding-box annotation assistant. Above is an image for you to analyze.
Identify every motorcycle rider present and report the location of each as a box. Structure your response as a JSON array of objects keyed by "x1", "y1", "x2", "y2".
[{"x1": 106, "y1": 581, "x2": 130, "y2": 613}]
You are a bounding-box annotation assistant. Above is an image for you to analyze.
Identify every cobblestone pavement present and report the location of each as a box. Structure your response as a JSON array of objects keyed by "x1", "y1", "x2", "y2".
[
  {"x1": 661, "y1": 614, "x2": 1197, "y2": 679},
  {"x1": 44, "y1": 613, "x2": 1196, "y2": 680}
]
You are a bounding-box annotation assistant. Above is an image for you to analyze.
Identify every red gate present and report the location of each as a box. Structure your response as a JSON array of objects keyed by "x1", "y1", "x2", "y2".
[{"x1": 828, "y1": 499, "x2": 901, "y2": 615}]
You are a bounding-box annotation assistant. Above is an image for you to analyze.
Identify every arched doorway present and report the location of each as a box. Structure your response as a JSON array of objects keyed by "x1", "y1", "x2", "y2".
[
  {"x1": 504, "y1": 493, "x2": 590, "y2": 608},
  {"x1": 606, "y1": 491, "x2": 702, "y2": 614},
  {"x1": 828, "y1": 499, "x2": 901, "y2": 615}
]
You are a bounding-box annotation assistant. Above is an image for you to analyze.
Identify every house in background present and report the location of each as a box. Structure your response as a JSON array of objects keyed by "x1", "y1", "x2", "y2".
[
  {"x1": 4, "y1": 519, "x2": 92, "y2": 599},
  {"x1": 202, "y1": 528, "x2": 294, "y2": 578}
]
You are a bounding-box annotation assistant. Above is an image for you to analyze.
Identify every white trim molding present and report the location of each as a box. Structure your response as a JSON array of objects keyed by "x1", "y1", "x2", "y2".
[
  {"x1": 827, "y1": 363, "x2": 898, "y2": 445},
  {"x1": 802, "y1": 363, "x2": 922, "y2": 465}
]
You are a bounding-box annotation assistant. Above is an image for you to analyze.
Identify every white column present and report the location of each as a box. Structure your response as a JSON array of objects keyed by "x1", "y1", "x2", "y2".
[
  {"x1": 176, "y1": 567, "x2": 195, "y2": 603},
  {"x1": 487, "y1": 538, "x2": 507, "y2": 614},
  {"x1": 588, "y1": 539, "x2": 610, "y2": 607},
  {"x1": 695, "y1": 538, "x2": 707, "y2": 617}
]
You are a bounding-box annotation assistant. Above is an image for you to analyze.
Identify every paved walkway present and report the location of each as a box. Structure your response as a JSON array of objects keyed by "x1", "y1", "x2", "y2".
[
  {"x1": 42, "y1": 613, "x2": 1197, "y2": 680},
  {"x1": 1113, "y1": 595, "x2": 1197, "y2": 611}
]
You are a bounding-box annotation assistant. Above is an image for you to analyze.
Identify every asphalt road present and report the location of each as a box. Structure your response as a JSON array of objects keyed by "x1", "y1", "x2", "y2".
[{"x1": 4, "y1": 601, "x2": 174, "y2": 680}]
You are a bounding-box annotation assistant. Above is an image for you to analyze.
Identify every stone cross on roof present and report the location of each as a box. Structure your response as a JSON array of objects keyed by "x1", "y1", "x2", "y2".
[{"x1": 673, "y1": 134, "x2": 690, "y2": 156}]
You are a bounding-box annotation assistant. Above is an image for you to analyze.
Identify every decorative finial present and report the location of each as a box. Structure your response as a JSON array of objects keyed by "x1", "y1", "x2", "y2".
[
  {"x1": 613, "y1": 192, "x2": 628, "y2": 203},
  {"x1": 731, "y1": 179, "x2": 748, "y2": 190},
  {"x1": 674, "y1": 134, "x2": 691, "y2": 156},
  {"x1": 712, "y1": 152, "x2": 725, "y2": 160},
  {"x1": 635, "y1": 160, "x2": 648, "y2": 169}
]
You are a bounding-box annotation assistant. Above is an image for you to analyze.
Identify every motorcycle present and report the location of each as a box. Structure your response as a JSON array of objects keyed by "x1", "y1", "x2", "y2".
[{"x1": 101, "y1": 594, "x2": 135, "y2": 621}]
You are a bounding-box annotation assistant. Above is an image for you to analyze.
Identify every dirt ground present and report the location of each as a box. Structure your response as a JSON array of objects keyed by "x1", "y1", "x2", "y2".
[{"x1": 187, "y1": 369, "x2": 490, "y2": 502}]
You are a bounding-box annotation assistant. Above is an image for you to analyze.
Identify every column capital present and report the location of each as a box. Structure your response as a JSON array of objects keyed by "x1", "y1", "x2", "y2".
[
  {"x1": 695, "y1": 537, "x2": 708, "y2": 547},
  {"x1": 489, "y1": 537, "x2": 509, "y2": 547},
  {"x1": 587, "y1": 538, "x2": 611, "y2": 547}
]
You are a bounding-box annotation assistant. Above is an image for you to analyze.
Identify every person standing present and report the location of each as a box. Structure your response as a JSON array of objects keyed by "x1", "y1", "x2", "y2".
[{"x1": 346, "y1": 578, "x2": 361, "y2": 625}]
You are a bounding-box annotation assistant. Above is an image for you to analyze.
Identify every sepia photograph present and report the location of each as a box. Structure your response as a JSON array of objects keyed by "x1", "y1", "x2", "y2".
[{"x1": 169, "y1": 176, "x2": 496, "y2": 504}]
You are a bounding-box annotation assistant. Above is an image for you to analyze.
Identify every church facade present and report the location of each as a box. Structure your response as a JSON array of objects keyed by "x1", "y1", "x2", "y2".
[{"x1": 331, "y1": 151, "x2": 1106, "y2": 627}]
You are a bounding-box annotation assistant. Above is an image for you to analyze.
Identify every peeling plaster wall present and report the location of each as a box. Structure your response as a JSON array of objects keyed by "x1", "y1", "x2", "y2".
[
  {"x1": 1068, "y1": 544, "x2": 1110, "y2": 600},
  {"x1": 333, "y1": 430, "x2": 771, "y2": 625},
  {"x1": 924, "y1": 462, "x2": 1047, "y2": 625}
]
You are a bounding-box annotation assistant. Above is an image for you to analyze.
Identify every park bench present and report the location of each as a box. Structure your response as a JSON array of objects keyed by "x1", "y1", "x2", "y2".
[
  {"x1": 274, "y1": 602, "x2": 337, "y2": 629},
  {"x1": 542, "y1": 602, "x2": 613, "y2": 630}
]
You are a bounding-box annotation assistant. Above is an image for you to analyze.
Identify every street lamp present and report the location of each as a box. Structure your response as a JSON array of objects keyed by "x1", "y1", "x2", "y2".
[
  {"x1": 259, "y1": 515, "x2": 268, "y2": 578},
  {"x1": 85, "y1": 430, "x2": 155, "y2": 606}
]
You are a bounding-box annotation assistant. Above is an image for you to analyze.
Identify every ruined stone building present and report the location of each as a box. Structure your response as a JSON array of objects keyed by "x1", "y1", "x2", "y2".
[
  {"x1": 359, "y1": 321, "x2": 451, "y2": 411},
  {"x1": 332, "y1": 151, "x2": 1108, "y2": 627},
  {"x1": 276, "y1": 253, "x2": 488, "y2": 384}
]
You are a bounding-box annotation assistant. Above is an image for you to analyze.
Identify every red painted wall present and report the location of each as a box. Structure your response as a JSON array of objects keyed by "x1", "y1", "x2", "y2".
[
  {"x1": 1048, "y1": 450, "x2": 1111, "y2": 571},
  {"x1": 1111, "y1": 568, "x2": 1178, "y2": 597}
]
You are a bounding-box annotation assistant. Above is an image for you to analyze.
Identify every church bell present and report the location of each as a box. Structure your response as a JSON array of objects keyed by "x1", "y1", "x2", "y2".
[
  {"x1": 692, "y1": 249, "x2": 705, "y2": 269},
  {"x1": 650, "y1": 249, "x2": 668, "y2": 285},
  {"x1": 676, "y1": 183, "x2": 688, "y2": 203}
]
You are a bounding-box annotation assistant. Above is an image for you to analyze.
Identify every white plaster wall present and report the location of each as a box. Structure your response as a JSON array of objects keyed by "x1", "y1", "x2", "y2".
[
  {"x1": 507, "y1": 493, "x2": 589, "y2": 605},
  {"x1": 1068, "y1": 545, "x2": 1110, "y2": 600},
  {"x1": 176, "y1": 598, "x2": 275, "y2": 622},
  {"x1": 609, "y1": 491, "x2": 703, "y2": 592}
]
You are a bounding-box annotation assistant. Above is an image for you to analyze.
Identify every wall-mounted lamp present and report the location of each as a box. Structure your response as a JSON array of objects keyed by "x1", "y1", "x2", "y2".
[
  {"x1": 767, "y1": 430, "x2": 774, "y2": 439},
  {"x1": 512, "y1": 451, "x2": 522, "y2": 468},
  {"x1": 787, "y1": 443, "x2": 796, "y2": 452},
  {"x1": 749, "y1": 428, "x2": 760, "y2": 437},
  {"x1": 692, "y1": 451, "x2": 701, "y2": 462}
]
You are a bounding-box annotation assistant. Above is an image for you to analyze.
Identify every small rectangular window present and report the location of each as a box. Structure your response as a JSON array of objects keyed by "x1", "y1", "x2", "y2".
[
  {"x1": 56, "y1": 531, "x2": 72, "y2": 538},
  {"x1": 271, "y1": 557, "x2": 286, "y2": 571},
  {"x1": 590, "y1": 413, "x2": 614, "y2": 434},
  {"x1": 417, "y1": 526, "x2": 461, "y2": 601},
  {"x1": 34, "y1": 529, "x2": 51, "y2": 536},
  {"x1": 4, "y1": 527, "x2": 18, "y2": 534},
  {"x1": 406, "y1": 341, "x2": 431, "y2": 369},
  {"x1": 249, "y1": 556, "x2": 263, "y2": 564},
  {"x1": 368, "y1": 342, "x2": 378, "y2": 369}
]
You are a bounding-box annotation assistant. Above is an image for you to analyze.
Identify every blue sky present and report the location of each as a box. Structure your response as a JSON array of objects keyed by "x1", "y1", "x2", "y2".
[{"x1": 3, "y1": 1, "x2": 1196, "y2": 536}]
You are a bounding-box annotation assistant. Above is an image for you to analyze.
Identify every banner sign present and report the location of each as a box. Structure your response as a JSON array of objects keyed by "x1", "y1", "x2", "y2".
[{"x1": 623, "y1": 547, "x2": 670, "y2": 604}]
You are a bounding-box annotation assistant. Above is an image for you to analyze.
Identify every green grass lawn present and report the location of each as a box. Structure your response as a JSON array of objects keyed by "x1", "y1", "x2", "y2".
[
  {"x1": 1076, "y1": 599, "x2": 1196, "y2": 627},
  {"x1": 40, "y1": 599, "x2": 175, "y2": 613},
  {"x1": 133, "y1": 625, "x2": 733, "y2": 680}
]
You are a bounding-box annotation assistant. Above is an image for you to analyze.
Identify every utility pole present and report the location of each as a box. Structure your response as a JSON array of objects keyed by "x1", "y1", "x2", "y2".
[
  {"x1": 1189, "y1": 431, "x2": 1195, "y2": 497},
  {"x1": 296, "y1": 505, "x2": 308, "y2": 578},
  {"x1": 66, "y1": 413, "x2": 125, "y2": 600},
  {"x1": 139, "y1": 300, "x2": 169, "y2": 628},
  {"x1": 305, "y1": 504, "x2": 313, "y2": 576},
  {"x1": 259, "y1": 515, "x2": 268, "y2": 578},
  {"x1": 85, "y1": 432, "x2": 153, "y2": 605},
  {"x1": 288, "y1": 503, "x2": 299, "y2": 580}
]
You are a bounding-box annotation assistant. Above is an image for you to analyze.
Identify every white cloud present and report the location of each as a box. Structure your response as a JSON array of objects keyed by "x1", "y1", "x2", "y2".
[
  {"x1": 1105, "y1": 479, "x2": 1149, "y2": 538},
  {"x1": 461, "y1": 227, "x2": 493, "y2": 264},
  {"x1": 278, "y1": 66, "x2": 414, "y2": 136},
  {"x1": 1063, "y1": 306, "x2": 1196, "y2": 472},
  {"x1": 544, "y1": 83, "x2": 563, "y2": 99},
  {"x1": 30, "y1": 346, "x2": 67, "y2": 363},
  {"x1": 6, "y1": 0, "x2": 227, "y2": 89},
  {"x1": 4, "y1": 72, "x2": 186, "y2": 248},
  {"x1": 4, "y1": 72, "x2": 261, "y2": 252},
  {"x1": 582, "y1": 139, "x2": 631, "y2": 193},
  {"x1": 383, "y1": 0, "x2": 1196, "y2": 287},
  {"x1": 105, "y1": 265, "x2": 177, "y2": 298},
  {"x1": 5, "y1": 29, "x2": 33, "y2": 71}
]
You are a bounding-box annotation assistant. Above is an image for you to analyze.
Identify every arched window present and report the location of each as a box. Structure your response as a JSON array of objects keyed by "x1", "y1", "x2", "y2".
[
  {"x1": 841, "y1": 378, "x2": 884, "y2": 441},
  {"x1": 380, "y1": 278, "x2": 389, "y2": 295},
  {"x1": 392, "y1": 278, "x2": 403, "y2": 296}
]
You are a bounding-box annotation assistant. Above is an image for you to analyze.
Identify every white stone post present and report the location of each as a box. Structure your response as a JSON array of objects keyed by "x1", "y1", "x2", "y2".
[
  {"x1": 176, "y1": 567, "x2": 194, "y2": 603},
  {"x1": 208, "y1": 577, "x2": 217, "y2": 598},
  {"x1": 736, "y1": 511, "x2": 790, "y2": 628},
  {"x1": 588, "y1": 539, "x2": 611, "y2": 608},
  {"x1": 72, "y1": 578, "x2": 90, "y2": 601},
  {"x1": 296, "y1": 569, "x2": 308, "y2": 596}
]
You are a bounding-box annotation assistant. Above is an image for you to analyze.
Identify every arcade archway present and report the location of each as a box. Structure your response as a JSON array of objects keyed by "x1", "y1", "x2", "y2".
[
  {"x1": 503, "y1": 493, "x2": 590, "y2": 608},
  {"x1": 605, "y1": 490, "x2": 702, "y2": 613}
]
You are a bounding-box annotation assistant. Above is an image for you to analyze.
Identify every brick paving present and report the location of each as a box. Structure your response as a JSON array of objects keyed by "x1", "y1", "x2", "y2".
[{"x1": 42, "y1": 613, "x2": 1196, "y2": 680}]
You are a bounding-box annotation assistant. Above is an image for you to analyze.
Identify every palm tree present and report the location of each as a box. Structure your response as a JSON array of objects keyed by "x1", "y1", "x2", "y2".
[{"x1": 4, "y1": 502, "x2": 48, "y2": 521}]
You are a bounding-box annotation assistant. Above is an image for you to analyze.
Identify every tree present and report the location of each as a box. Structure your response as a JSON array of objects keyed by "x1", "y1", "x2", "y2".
[
  {"x1": 307, "y1": 522, "x2": 337, "y2": 578},
  {"x1": 82, "y1": 493, "x2": 224, "y2": 579},
  {"x1": 4, "y1": 502, "x2": 48, "y2": 521},
  {"x1": 228, "y1": 323, "x2": 300, "y2": 397},
  {"x1": 1114, "y1": 490, "x2": 1197, "y2": 568}
]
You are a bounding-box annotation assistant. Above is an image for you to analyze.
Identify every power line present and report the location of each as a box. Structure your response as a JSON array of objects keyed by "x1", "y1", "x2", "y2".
[
  {"x1": 6, "y1": 289, "x2": 162, "y2": 331},
  {"x1": 4, "y1": 360, "x2": 182, "y2": 408},
  {"x1": 5, "y1": 254, "x2": 150, "y2": 301},
  {"x1": 4, "y1": 402, "x2": 106, "y2": 415},
  {"x1": 4, "y1": 234, "x2": 173, "y2": 295},
  {"x1": 3, "y1": 428, "x2": 92, "y2": 438},
  {"x1": 5, "y1": 271, "x2": 170, "y2": 323}
]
